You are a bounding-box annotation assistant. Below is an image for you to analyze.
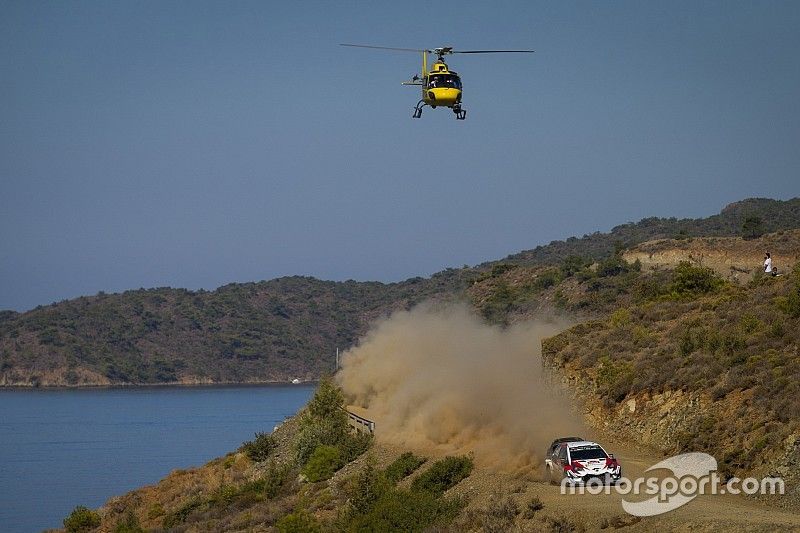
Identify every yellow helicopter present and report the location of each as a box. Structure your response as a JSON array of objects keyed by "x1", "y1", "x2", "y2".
[{"x1": 340, "y1": 44, "x2": 534, "y2": 119}]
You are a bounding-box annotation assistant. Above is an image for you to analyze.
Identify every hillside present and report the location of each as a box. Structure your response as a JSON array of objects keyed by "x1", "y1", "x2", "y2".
[
  {"x1": 542, "y1": 258, "x2": 800, "y2": 478},
  {"x1": 48, "y1": 203, "x2": 800, "y2": 532},
  {"x1": 502, "y1": 197, "x2": 800, "y2": 266},
  {"x1": 65, "y1": 359, "x2": 800, "y2": 532},
  {"x1": 2, "y1": 197, "x2": 799, "y2": 387},
  {"x1": 0, "y1": 274, "x2": 464, "y2": 387}
]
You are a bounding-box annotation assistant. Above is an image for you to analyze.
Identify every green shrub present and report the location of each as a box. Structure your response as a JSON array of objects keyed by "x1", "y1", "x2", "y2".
[
  {"x1": 147, "y1": 503, "x2": 165, "y2": 519},
  {"x1": 302, "y1": 445, "x2": 343, "y2": 482},
  {"x1": 595, "y1": 356, "x2": 635, "y2": 402},
  {"x1": 776, "y1": 262, "x2": 800, "y2": 318},
  {"x1": 295, "y1": 418, "x2": 346, "y2": 465},
  {"x1": 561, "y1": 255, "x2": 591, "y2": 278},
  {"x1": 535, "y1": 268, "x2": 563, "y2": 290},
  {"x1": 741, "y1": 215, "x2": 764, "y2": 239},
  {"x1": 349, "y1": 461, "x2": 391, "y2": 515},
  {"x1": 113, "y1": 512, "x2": 144, "y2": 533},
  {"x1": 63, "y1": 506, "x2": 101, "y2": 533},
  {"x1": 241, "y1": 432, "x2": 277, "y2": 462},
  {"x1": 342, "y1": 430, "x2": 373, "y2": 460},
  {"x1": 596, "y1": 255, "x2": 633, "y2": 278},
  {"x1": 481, "y1": 280, "x2": 517, "y2": 324},
  {"x1": 276, "y1": 510, "x2": 321, "y2": 533},
  {"x1": 411, "y1": 456, "x2": 473, "y2": 495},
  {"x1": 609, "y1": 308, "x2": 631, "y2": 328},
  {"x1": 344, "y1": 487, "x2": 463, "y2": 532},
  {"x1": 489, "y1": 263, "x2": 518, "y2": 277},
  {"x1": 209, "y1": 484, "x2": 239, "y2": 507},
  {"x1": 247, "y1": 460, "x2": 292, "y2": 499},
  {"x1": 306, "y1": 376, "x2": 348, "y2": 425},
  {"x1": 295, "y1": 376, "x2": 371, "y2": 466},
  {"x1": 669, "y1": 262, "x2": 725, "y2": 297},
  {"x1": 385, "y1": 452, "x2": 426, "y2": 483},
  {"x1": 162, "y1": 498, "x2": 204, "y2": 529}
]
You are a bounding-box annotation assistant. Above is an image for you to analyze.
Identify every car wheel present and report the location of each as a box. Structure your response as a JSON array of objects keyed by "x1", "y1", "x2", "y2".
[{"x1": 547, "y1": 465, "x2": 558, "y2": 485}]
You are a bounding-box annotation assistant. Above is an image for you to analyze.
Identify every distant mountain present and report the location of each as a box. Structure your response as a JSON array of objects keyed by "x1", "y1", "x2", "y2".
[{"x1": 1, "y1": 197, "x2": 798, "y2": 386}]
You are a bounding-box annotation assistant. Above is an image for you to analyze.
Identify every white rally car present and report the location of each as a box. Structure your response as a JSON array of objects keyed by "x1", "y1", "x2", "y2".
[{"x1": 545, "y1": 439, "x2": 622, "y2": 485}]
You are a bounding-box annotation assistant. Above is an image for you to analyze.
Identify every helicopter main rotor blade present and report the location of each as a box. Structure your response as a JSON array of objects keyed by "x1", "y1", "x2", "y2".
[
  {"x1": 453, "y1": 50, "x2": 535, "y2": 54},
  {"x1": 340, "y1": 44, "x2": 428, "y2": 53}
]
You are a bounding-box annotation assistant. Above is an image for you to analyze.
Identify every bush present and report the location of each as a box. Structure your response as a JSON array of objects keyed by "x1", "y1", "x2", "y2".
[
  {"x1": 162, "y1": 498, "x2": 204, "y2": 529},
  {"x1": 295, "y1": 418, "x2": 346, "y2": 465},
  {"x1": 276, "y1": 510, "x2": 321, "y2": 533},
  {"x1": 776, "y1": 262, "x2": 800, "y2": 318},
  {"x1": 306, "y1": 376, "x2": 348, "y2": 425},
  {"x1": 523, "y1": 495, "x2": 544, "y2": 518},
  {"x1": 241, "y1": 432, "x2": 277, "y2": 462},
  {"x1": 609, "y1": 308, "x2": 631, "y2": 328},
  {"x1": 478, "y1": 495, "x2": 519, "y2": 532},
  {"x1": 596, "y1": 255, "x2": 633, "y2": 278},
  {"x1": 339, "y1": 430, "x2": 373, "y2": 463},
  {"x1": 295, "y1": 377, "x2": 373, "y2": 467},
  {"x1": 146, "y1": 503, "x2": 164, "y2": 519},
  {"x1": 481, "y1": 280, "x2": 517, "y2": 324},
  {"x1": 302, "y1": 445, "x2": 343, "y2": 482},
  {"x1": 535, "y1": 269, "x2": 563, "y2": 290},
  {"x1": 595, "y1": 356, "x2": 634, "y2": 402},
  {"x1": 247, "y1": 460, "x2": 292, "y2": 499},
  {"x1": 561, "y1": 255, "x2": 591, "y2": 278},
  {"x1": 669, "y1": 262, "x2": 725, "y2": 297},
  {"x1": 741, "y1": 215, "x2": 764, "y2": 239},
  {"x1": 411, "y1": 456, "x2": 473, "y2": 495},
  {"x1": 348, "y1": 461, "x2": 391, "y2": 515},
  {"x1": 385, "y1": 452, "x2": 426, "y2": 483},
  {"x1": 113, "y1": 512, "x2": 144, "y2": 533},
  {"x1": 344, "y1": 487, "x2": 462, "y2": 532},
  {"x1": 63, "y1": 506, "x2": 101, "y2": 533}
]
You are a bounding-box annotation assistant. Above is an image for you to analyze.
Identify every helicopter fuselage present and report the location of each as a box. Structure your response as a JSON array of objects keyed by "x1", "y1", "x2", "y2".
[{"x1": 422, "y1": 62, "x2": 462, "y2": 108}]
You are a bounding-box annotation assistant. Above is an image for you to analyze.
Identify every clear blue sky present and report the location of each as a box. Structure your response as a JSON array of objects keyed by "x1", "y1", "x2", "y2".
[{"x1": 1, "y1": 1, "x2": 798, "y2": 312}]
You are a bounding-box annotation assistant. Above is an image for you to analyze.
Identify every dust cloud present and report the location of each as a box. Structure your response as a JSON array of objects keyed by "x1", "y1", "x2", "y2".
[{"x1": 336, "y1": 302, "x2": 587, "y2": 471}]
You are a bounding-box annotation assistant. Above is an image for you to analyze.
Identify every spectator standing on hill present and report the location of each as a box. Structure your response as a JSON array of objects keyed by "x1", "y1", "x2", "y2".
[{"x1": 764, "y1": 252, "x2": 772, "y2": 273}]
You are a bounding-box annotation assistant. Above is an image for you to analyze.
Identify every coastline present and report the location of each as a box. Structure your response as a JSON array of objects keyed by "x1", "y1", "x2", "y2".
[{"x1": 0, "y1": 379, "x2": 318, "y2": 390}]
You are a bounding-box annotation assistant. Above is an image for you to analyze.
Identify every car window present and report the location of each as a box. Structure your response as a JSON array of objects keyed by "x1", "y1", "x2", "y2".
[
  {"x1": 557, "y1": 444, "x2": 568, "y2": 462},
  {"x1": 569, "y1": 446, "x2": 608, "y2": 461}
]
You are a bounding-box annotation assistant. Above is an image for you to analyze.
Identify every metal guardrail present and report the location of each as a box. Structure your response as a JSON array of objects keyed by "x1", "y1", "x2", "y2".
[{"x1": 346, "y1": 409, "x2": 375, "y2": 434}]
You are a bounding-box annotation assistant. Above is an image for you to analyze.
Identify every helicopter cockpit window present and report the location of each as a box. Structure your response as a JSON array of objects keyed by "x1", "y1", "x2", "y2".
[{"x1": 428, "y1": 75, "x2": 461, "y2": 89}]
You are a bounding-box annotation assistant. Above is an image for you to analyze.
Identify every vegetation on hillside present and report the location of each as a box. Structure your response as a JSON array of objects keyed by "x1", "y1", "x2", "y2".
[
  {"x1": 2, "y1": 197, "x2": 798, "y2": 386},
  {"x1": 542, "y1": 261, "x2": 800, "y2": 476},
  {"x1": 0, "y1": 275, "x2": 465, "y2": 386},
  {"x1": 502, "y1": 197, "x2": 800, "y2": 266},
  {"x1": 52, "y1": 198, "x2": 800, "y2": 529},
  {"x1": 83, "y1": 379, "x2": 476, "y2": 532}
]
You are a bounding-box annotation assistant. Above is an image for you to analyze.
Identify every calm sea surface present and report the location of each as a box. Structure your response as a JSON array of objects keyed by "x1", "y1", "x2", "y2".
[{"x1": 0, "y1": 385, "x2": 315, "y2": 532}]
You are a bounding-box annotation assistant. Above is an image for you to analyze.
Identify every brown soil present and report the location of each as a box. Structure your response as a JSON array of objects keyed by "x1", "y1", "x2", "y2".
[
  {"x1": 623, "y1": 230, "x2": 800, "y2": 282},
  {"x1": 355, "y1": 406, "x2": 800, "y2": 532}
]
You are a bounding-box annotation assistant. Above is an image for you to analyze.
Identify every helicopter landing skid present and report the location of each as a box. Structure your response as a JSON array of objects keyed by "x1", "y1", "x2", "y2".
[{"x1": 412, "y1": 101, "x2": 466, "y2": 120}]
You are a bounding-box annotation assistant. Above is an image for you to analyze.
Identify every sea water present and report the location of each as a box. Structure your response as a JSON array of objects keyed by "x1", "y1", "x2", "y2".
[{"x1": 0, "y1": 384, "x2": 315, "y2": 532}]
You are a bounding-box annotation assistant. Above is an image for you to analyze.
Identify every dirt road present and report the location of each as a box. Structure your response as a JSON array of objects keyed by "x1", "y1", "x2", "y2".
[{"x1": 351, "y1": 406, "x2": 800, "y2": 531}]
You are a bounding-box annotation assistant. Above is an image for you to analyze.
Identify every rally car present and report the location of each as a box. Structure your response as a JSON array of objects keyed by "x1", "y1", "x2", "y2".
[{"x1": 545, "y1": 439, "x2": 622, "y2": 485}]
